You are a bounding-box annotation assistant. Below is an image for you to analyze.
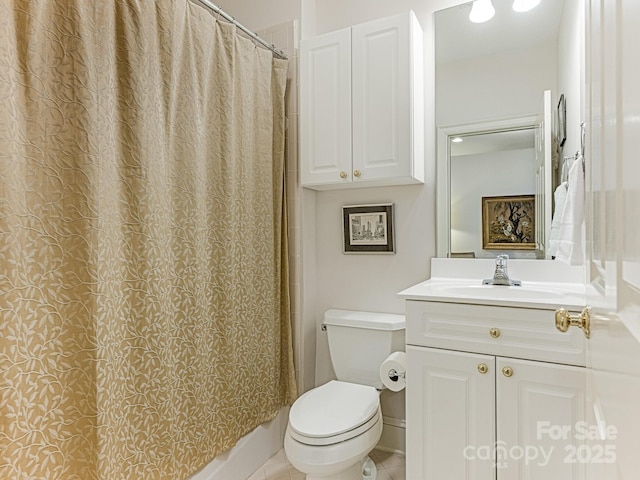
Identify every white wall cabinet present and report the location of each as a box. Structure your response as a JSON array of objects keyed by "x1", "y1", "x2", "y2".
[
  {"x1": 406, "y1": 301, "x2": 586, "y2": 480},
  {"x1": 300, "y1": 12, "x2": 424, "y2": 190}
]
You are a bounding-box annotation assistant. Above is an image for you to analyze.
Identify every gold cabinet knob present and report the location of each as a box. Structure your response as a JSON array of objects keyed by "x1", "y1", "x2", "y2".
[
  {"x1": 554, "y1": 307, "x2": 591, "y2": 338},
  {"x1": 489, "y1": 328, "x2": 501, "y2": 338},
  {"x1": 477, "y1": 363, "x2": 489, "y2": 374},
  {"x1": 353, "y1": 169, "x2": 361, "y2": 177},
  {"x1": 502, "y1": 366, "x2": 513, "y2": 377},
  {"x1": 339, "y1": 171, "x2": 347, "y2": 179}
]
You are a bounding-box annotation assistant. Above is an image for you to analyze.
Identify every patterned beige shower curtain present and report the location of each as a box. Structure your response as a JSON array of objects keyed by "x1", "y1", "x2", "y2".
[{"x1": 0, "y1": 1, "x2": 296, "y2": 478}]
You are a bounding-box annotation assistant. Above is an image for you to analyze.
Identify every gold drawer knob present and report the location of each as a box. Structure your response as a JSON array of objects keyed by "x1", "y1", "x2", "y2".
[
  {"x1": 339, "y1": 171, "x2": 347, "y2": 179},
  {"x1": 489, "y1": 328, "x2": 501, "y2": 338},
  {"x1": 477, "y1": 363, "x2": 489, "y2": 374},
  {"x1": 353, "y1": 169, "x2": 361, "y2": 177},
  {"x1": 502, "y1": 366, "x2": 513, "y2": 377}
]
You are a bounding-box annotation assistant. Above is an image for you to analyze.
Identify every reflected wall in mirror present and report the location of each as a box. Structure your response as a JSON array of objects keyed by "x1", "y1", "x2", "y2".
[{"x1": 434, "y1": 0, "x2": 584, "y2": 260}]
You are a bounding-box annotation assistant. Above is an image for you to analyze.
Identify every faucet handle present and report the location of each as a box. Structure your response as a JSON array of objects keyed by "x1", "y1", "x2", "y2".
[{"x1": 496, "y1": 254, "x2": 509, "y2": 265}]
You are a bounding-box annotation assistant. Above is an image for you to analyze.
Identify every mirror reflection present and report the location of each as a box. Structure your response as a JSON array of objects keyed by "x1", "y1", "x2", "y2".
[
  {"x1": 450, "y1": 128, "x2": 537, "y2": 258},
  {"x1": 435, "y1": 0, "x2": 580, "y2": 259}
]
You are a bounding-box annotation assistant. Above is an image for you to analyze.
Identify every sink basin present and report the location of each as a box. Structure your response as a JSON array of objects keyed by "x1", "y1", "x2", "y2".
[{"x1": 431, "y1": 284, "x2": 565, "y2": 301}]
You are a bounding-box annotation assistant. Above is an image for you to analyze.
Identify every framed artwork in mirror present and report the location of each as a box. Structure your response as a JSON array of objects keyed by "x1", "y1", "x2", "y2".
[
  {"x1": 342, "y1": 203, "x2": 395, "y2": 254},
  {"x1": 557, "y1": 94, "x2": 567, "y2": 146},
  {"x1": 482, "y1": 195, "x2": 535, "y2": 250}
]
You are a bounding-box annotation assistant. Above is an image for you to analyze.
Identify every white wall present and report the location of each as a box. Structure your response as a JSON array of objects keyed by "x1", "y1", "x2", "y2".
[
  {"x1": 450, "y1": 148, "x2": 537, "y2": 258},
  {"x1": 312, "y1": 185, "x2": 431, "y2": 380},
  {"x1": 214, "y1": 0, "x2": 299, "y2": 33},
  {"x1": 556, "y1": 0, "x2": 585, "y2": 160}
]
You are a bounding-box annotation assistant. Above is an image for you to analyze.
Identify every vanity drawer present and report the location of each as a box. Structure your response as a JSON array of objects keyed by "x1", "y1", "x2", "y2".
[{"x1": 406, "y1": 300, "x2": 586, "y2": 366}]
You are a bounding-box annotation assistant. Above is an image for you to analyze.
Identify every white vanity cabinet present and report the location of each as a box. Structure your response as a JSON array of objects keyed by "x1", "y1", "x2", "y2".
[
  {"x1": 405, "y1": 300, "x2": 586, "y2": 480},
  {"x1": 299, "y1": 12, "x2": 424, "y2": 190}
]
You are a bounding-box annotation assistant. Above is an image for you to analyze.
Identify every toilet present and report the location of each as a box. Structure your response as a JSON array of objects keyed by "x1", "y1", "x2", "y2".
[{"x1": 284, "y1": 309, "x2": 405, "y2": 480}]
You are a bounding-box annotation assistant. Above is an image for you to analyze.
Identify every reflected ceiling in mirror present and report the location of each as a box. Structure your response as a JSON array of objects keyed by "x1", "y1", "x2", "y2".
[
  {"x1": 436, "y1": 0, "x2": 564, "y2": 65},
  {"x1": 450, "y1": 128, "x2": 534, "y2": 157}
]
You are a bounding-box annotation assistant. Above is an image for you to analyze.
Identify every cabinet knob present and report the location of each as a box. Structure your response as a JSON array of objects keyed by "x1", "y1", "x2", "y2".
[
  {"x1": 477, "y1": 363, "x2": 489, "y2": 374},
  {"x1": 353, "y1": 169, "x2": 361, "y2": 178},
  {"x1": 339, "y1": 171, "x2": 347, "y2": 179},
  {"x1": 502, "y1": 366, "x2": 513, "y2": 377},
  {"x1": 554, "y1": 307, "x2": 591, "y2": 338},
  {"x1": 489, "y1": 328, "x2": 501, "y2": 338}
]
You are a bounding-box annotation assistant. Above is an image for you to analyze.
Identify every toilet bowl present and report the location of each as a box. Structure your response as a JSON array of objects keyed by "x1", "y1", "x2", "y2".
[
  {"x1": 284, "y1": 381, "x2": 382, "y2": 480},
  {"x1": 284, "y1": 309, "x2": 405, "y2": 480}
]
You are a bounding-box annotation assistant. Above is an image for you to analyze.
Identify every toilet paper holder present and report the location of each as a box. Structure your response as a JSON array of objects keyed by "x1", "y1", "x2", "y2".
[
  {"x1": 387, "y1": 368, "x2": 405, "y2": 383},
  {"x1": 380, "y1": 351, "x2": 407, "y2": 392}
]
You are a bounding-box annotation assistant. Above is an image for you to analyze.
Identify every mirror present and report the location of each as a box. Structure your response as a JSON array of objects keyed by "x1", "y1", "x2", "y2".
[{"x1": 434, "y1": 0, "x2": 581, "y2": 259}]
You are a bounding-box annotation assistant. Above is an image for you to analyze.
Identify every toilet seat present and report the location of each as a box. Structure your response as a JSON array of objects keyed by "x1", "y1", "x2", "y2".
[{"x1": 288, "y1": 380, "x2": 380, "y2": 446}]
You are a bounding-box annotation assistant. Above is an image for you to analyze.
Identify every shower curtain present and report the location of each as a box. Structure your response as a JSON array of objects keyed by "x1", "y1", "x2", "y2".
[{"x1": 0, "y1": 1, "x2": 296, "y2": 478}]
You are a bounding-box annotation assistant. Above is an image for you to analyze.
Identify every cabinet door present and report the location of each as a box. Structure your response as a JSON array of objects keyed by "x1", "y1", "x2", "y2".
[
  {"x1": 351, "y1": 13, "x2": 422, "y2": 184},
  {"x1": 406, "y1": 346, "x2": 495, "y2": 480},
  {"x1": 300, "y1": 28, "x2": 352, "y2": 187},
  {"x1": 496, "y1": 358, "x2": 586, "y2": 480}
]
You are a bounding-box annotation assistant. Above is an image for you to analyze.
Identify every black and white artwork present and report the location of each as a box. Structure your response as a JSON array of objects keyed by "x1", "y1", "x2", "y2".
[{"x1": 342, "y1": 204, "x2": 395, "y2": 254}]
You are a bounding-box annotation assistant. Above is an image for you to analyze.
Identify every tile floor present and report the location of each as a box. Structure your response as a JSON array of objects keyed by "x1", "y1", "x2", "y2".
[{"x1": 246, "y1": 448, "x2": 405, "y2": 480}]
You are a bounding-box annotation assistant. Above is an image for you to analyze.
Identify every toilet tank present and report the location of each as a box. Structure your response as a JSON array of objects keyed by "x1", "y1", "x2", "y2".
[{"x1": 323, "y1": 309, "x2": 405, "y2": 389}]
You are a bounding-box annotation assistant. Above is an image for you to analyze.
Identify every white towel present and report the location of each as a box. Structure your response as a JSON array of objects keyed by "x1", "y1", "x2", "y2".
[
  {"x1": 555, "y1": 156, "x2": 585, "y2": 265},
  {"x1": 547, "y1": 182, "x2": 568, "y2": 257}
]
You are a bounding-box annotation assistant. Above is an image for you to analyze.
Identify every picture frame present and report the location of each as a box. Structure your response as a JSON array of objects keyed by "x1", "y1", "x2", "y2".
[
  {"x1": 482, "y1": 195, "x2": 535, "y2": 250},
  {"x1": 342, "y1": 203, "x2": 395, "y2": 254},
  {"x1": 557, "y1": 94, "x2": 567, "y2": 147}
]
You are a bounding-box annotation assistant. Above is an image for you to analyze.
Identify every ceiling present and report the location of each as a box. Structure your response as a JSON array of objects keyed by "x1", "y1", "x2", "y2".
[
  {"x1": 450, "y1": 128, "x2": 535, "y2": 157},
  {"x1": 435, "y1": 0, "x2": 565, "y2": 65}
]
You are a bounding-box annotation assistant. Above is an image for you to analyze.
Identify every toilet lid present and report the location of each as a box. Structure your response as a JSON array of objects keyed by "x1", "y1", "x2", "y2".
[{"x1": 289, "y1": 380, "x2": 379, "y2": 439}]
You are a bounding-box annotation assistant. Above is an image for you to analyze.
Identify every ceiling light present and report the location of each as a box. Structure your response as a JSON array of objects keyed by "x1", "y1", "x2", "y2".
[
  {"x1": 512, "y1": 0, "x2": 541, "y2": 13},
  {"x1": 469, "y1": 0, "x2": 495, "y2": 23},
  {"x1": 452, "y1": 137, "x2": 464, "y2": 143}
]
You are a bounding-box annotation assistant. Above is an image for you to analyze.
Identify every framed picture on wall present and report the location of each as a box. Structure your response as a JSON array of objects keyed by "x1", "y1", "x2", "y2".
[
  {"x1": 342, "y1": 203, "x2": 395, "y2": 254},
  {"x1": 557, "y1": 94, "x2": 567, "y2": 147},
  {"x1": 482, "y1": 195, "x2": 535, "y2": 250}
]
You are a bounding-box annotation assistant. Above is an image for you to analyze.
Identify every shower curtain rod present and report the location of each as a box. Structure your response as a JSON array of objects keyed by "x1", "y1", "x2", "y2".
[{"x1": 197, "y1": 0, "x2": 288, "y2": 60}]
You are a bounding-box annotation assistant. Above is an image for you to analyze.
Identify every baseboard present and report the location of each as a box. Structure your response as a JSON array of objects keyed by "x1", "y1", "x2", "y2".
[
  {"x1": 189, "y1": 407, "x2": 289, "y2": 480},
  {"x1": 376, "y1": 416, "x2": 406, "y2": 455}
]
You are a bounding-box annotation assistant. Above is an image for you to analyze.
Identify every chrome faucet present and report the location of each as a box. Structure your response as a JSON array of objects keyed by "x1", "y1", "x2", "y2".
[{"x1": 483, "y1": 254, "x2": 521, "y2": 286}]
